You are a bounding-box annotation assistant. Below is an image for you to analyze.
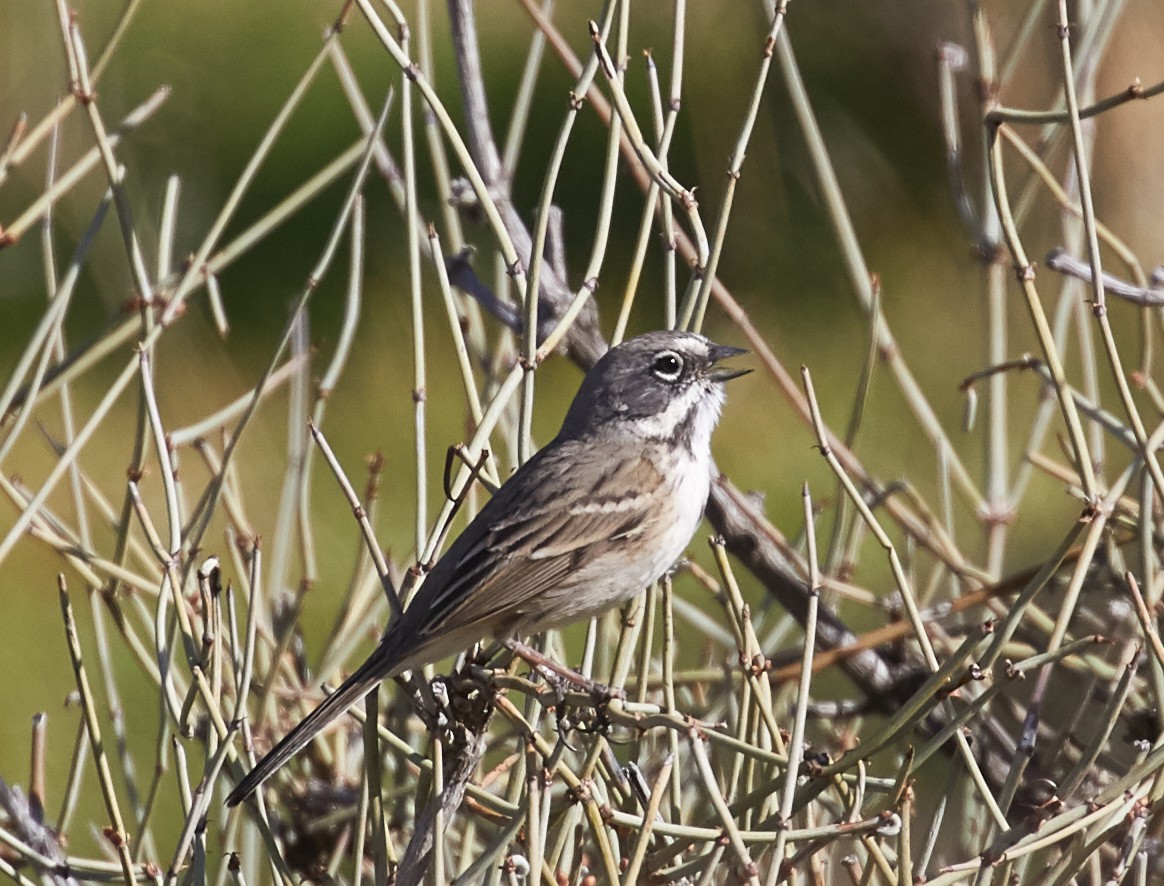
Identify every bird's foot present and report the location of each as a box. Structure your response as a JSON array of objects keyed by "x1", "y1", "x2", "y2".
[{"x1": 502, "y1": 639, "x2": 623, "y2": 736}]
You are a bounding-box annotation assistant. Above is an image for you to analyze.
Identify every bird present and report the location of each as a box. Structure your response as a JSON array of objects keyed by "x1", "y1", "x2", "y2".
[{"x1": 226, "y1": 329, "x2": 748, "y2": 806}]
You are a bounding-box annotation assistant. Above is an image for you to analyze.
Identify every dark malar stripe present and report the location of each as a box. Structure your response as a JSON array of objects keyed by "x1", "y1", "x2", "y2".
[{"x1": 659, "y1": 400, "x2": 700, "y2": 454}]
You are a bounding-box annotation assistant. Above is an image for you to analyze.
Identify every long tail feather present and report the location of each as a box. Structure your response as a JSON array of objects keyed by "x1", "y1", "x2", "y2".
[{"x1": 225, "y1": 652, "x2": 392, "y2": 806}]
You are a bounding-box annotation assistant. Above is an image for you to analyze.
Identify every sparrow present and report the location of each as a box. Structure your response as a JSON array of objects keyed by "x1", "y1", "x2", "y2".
[{"x1": 226, "y1": 329, "x2": 748, "y2": 806}]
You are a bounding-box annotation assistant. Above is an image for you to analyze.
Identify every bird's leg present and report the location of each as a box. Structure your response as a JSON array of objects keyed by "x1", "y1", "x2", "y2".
[{"x1": 503, "y1": 638, "x2": 624, "y2": 704}]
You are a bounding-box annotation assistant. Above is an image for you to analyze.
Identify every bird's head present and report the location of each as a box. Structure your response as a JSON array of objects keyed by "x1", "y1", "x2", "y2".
[{"x1": 559, "y1": 330, "x2": 749, "y2": 453}]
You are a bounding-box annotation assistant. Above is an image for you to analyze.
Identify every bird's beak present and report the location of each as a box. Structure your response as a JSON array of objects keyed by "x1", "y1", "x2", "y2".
[{"x1": 707, "y1": 344, "x2": 751, "y2": 382}]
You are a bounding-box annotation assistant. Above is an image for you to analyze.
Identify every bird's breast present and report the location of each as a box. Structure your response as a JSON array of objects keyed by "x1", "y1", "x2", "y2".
[{"x1": 543, "y1": 449, "x2": 711, "y2": 625}]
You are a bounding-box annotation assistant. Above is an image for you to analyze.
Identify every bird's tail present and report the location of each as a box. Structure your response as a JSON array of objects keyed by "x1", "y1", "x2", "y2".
[{"x1": 225, "y1": 651, "x2": 393, "y2": 807}]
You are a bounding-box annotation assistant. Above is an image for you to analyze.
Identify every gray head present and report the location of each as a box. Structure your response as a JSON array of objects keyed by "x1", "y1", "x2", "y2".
[{"x1": 559, "y1": 331, "x2": 748, "y2": 452}]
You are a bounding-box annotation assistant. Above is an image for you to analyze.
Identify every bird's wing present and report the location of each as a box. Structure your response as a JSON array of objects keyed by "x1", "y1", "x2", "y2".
[{"x1": 396, "y1": 439, "x2": 664, "y2": 657}]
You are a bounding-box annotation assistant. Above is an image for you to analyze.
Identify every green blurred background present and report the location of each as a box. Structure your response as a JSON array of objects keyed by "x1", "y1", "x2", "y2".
[{"x1": 3, "y1": 0, "x2": 1164, "y2": 856}]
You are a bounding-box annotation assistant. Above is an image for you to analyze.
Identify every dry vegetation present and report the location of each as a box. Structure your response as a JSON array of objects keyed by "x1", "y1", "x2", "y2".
[{"x1": 2, "y1": 0, "x2": 1164, "y2": 884}]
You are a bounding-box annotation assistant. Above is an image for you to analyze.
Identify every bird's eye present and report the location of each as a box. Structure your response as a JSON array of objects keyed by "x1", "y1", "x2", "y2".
[{"x1": 651, "y1": 351, "x2": 684, "y2": 382}]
